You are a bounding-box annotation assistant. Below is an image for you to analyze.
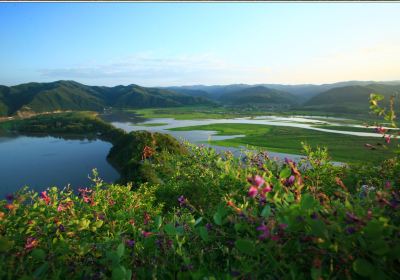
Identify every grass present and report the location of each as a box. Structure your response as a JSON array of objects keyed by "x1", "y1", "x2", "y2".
[
  {"x1": 170, "y1": 123, "x2": 397, "y2": 163},
  {"x1": 136, "y1": 122, "x2": 168, "y2": 127}
]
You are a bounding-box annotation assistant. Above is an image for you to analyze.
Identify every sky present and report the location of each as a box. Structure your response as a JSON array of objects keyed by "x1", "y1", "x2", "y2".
[{"x1": 0, "y1": 2, "x2": 400, "y2": 87}]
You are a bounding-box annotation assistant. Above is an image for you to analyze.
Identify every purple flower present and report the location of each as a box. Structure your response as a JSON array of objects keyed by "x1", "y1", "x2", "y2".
[
  {"x1": 248, "y1": 186, "x2": 258, "y2": 198},
  {"x1": 257, "y1": 224, "x2": 270, "y2": 240},
  {"x1": 178, "y1": 195, "x2": 186, "y2": 206},
  {"x1": 385, "y1": 181, "x2": 392, "y2": 189},
  {"x1": 310, "y1": 212, "x2": 318, "y2": 220},
  {"x1": 286, "y1": 175, "x2": 295, "y2": 186},
  {"x1": 5, "y1": 194, "x2": 14, "y2": 202},
  {"x1": 346, "y1": 227, "x2": 356, "y2": 234},
  {"x1": 279, "y1": 223, "x2": 288, "y2": 230},
  {"x1": 205, "y1": 223, "x2": 213, "y2": 231},
  {"x1": 254, "y1": 175, "x2": 265, "y2": 187},
  {"x1": 126, "y1": 239, "x2": 135, "y2": 247},
  {"x1": 58, "y1": 224, "x2": 65, "y2": 232}
]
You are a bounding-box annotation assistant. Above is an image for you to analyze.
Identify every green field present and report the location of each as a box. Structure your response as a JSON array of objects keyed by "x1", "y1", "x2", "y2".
[
  {"x1": 170, "y1": 123, "x2": 396, "y2": 163},
  {"x1": 136, "y1": 122, "x2": 168, "y2": 127}
]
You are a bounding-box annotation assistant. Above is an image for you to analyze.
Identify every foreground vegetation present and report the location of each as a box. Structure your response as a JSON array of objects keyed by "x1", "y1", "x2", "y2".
[
  {"x1": 0, "y1": 141, "x2": 399, "y2": 279},
  {"x1": 170, "y1": 123, "x2": 395, "y2": 163},
  {"x1": 0, "y1": 94, "x2": 399, "y2": 279}
]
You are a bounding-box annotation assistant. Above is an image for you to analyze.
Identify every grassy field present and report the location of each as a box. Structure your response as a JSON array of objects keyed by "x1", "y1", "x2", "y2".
[
  {"x1": 170, "y1": 123, "x2": 397, "y2": 163},
  {"x1": 136, "y1": 122, "x2": 168, "y2": 127}
]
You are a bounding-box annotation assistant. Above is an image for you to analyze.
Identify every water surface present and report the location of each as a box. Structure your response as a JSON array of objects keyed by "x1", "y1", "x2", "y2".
[{"x1": 0, "y1": 135, "x2": 119, "y2": 197}]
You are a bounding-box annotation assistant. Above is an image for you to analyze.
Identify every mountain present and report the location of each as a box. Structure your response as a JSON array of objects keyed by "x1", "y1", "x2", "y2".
[
  {"x1": 218, "y1": 86, "x2": 297, "y2": 106},
  {"x1": 304, "y1": 84, "x2": 400, "y2": 113},
  {"x1": 169, "y1": 80, "x2": 400, "y2": 103},
  {"x1": 0, "y1": 81, "x2": 212, "y2": 116}
]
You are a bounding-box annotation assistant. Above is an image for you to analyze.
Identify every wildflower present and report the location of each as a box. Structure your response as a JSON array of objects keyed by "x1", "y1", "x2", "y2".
[
  {"x1": 310, "y1": 212, "x2": 318, "y2": 220},
  {"x1": 375, "y1": 126, "x2": 387, "y2": 134},
  {"x1": 143, "y1": 212, "x2": 151, "y2": 225},
  {"x1": 59, "y1": 224, "x2": 65, "y2": 232},
  {"x1": 24, "y1": 237, "x2": 38, "y2": 251},
  {"x1": 254, "y1": 175, "x2": 265, "y2": 187},
  {"x1": 260, "y1": 184, "x2": 272, "y2": 198},
  {"x1": 57, "y1": 204, "x2": 66, "y2": 212},
  {"x1": 0, "y1": 212, "x2": 4, "y2": 221},
  {"x1": 285, "y1": 175, "x2": 295, "y2": 186},
  {"x1": 205, "y1": 223, "x2": 213, "y2": 231},
  {"x1": 126, "y1": 239, "x2": 135, "y2": 247},
  {"x1": 256, "y1": 224, "x2": 270, "y2": 240},
  {"x1": 142, "y1": 231, "x2": 153, "y2": 238},
  {"x1": 346, "y1": 227, "x2": 356, "y2": 234},
  {"x1": 4, "y1": 204, "x2": 15, "y2": 211},
  {"x1": 40, "y1": 191, "x2": 51, "y2": 205},
  {"x1": 270, "y1": 235, "x2": 280, "y2": 241},
  {"x1": 129, "y1": 219, "x2": 135, "y2": 226},
  {"x1": 178, "y1": 195, "x2": 186, "y2": 206},
  {"x1": 385, "y1": 181, "x2": 391, "y2": 189},
  {"x1": 279, "y1": 223, "x2": 288, "y2": 230},
  {"x1": 248, "y1": 186, "x2": 258, "y2": 198},
  {"x1": 108, "y1": 199, "x2": 115, "y2": 206},
  {"x1": 385, "y1": 135, "x2": 391, "y2": 144},
  {"x1": 5, "y1": 194, "x2": 14, "y2": 202}
]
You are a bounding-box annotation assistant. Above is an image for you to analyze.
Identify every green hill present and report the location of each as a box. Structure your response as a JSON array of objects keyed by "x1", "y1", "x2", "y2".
[
  {"x1": 303, "y1": 84, "x2": 400, "y2": 113},
  {"x1": 0, "y1": 81, "x2": 212, "y2": 116},
  {"x1": 218, "y1": 86, "x2": 297, "y2": 107}
]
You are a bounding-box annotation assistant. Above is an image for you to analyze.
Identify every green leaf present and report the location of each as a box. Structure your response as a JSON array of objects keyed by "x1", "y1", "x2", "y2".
[
  {"x1": 93, "y1": 220, "x2": 104, "y2": 229},
  {"x1": 353, "y1": 258, "x2": 374, "y2": 277},
  {"x1": 369, "y1": 239, "x2": 389, "y2": 255},
  {"x1": 0, "y1": 236, "x2": 14, "y2": 252},
  {"x1": 33, "y1": 262, "x2": 49, "y2": 278},
  {"x1": 279, "y1": 167, "x2": 291, "y2": 179},
  {"x1": 154, "y1": 216, "x2": 162, "y2": 229},
  {"x1": 301, "y1": 194, "x2": 315, "y2": 210},
  {"x1": 112, "y1": 265, "x2": 126, "y2": 280},
  {"x1": 235, "y1": 239, "x2": 255, "y2": 256},
  {"x1": 194, "y1": 217, "x2": 203, "y2": 227},
  {"x1": 261, "y1": 205, "x2": 271, "y2": 218},
  {"x1": 213, "y1": 212, "x2": 223, "y2": 226},
  {"x1": 31, "y1": 248, "x2": 46, "y2": 261},
  {"x1": 164, "y1": 223, "x2": 176, "y2": 235},
  {"x1": 198, "y1": 226, "x2": 209, "y2": 242},
  {"x1": 116, "y1": 243, "x2": 125, "y2": 258}
]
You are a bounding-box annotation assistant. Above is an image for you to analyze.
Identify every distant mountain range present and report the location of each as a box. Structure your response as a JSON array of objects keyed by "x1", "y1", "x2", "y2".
[
  {"x1": 0, "y1": 81, "x2": 211, "y2": 116},
  {"x1": 0, "y1": 80, "x2": 399, "y2": 116}
]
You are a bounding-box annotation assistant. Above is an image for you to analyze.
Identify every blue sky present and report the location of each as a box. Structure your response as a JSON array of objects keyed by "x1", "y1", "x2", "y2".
[{"x1": 0, "y1": 2, "x2": 399, "y2": 86}]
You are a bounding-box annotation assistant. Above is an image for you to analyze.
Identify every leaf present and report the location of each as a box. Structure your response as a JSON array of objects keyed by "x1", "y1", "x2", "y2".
[
  {"x1": 164, "y1": 223, "x2": 176, "y2": 236},
  {"x1": 198, "y1": 226, "x2": 209, "y2": 242},
  {"x1": 31, "y1": 248, "x2": 46, "y2": 261},
  {"x1": 112, "y1": 265, "x2": 126, "y2": 280},
  {"x1": 154, "y1": 216, "x2": 162, "y2": 229},
  {"x1": 213, "y1": 212, "x2": 223, "y2": 226},
  {"x1": 353, "y1": 258, "x2": 374, "y2": 277},
  {"x1": 261, "y1": 205, "x2": 271, "y2": 218},
  {"x1": 301, "y1": 194, "x2": 315, "y2": 210},
  {"x1": 0, "y1": 237, "x2": 14, "y2": 252},
  {"x1": 235, "y1": 239, "x2": 255, "y2": 256},
  {"x1": 93, "y1": 220, "x2": 104, "y2": 229},
  {"x1": 279, "y1": 167, "x2": 291, "y2": 179},
  {"x1": 194, "y1": 217, "x2": 203, "y2": 227},
  {"x1": 116, "y1": 243, "x2": 125, "y2": 258},
  {"x1": 33, "y1": 262, "x2": 49, "y2": 278}
]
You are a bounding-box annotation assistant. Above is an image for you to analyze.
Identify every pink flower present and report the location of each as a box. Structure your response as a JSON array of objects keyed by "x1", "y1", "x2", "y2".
[
  {"x1": 256, "y1": 224, "x2": 270, "y2": 240},
  {"x1": 248, "y1": 186, "x2": 258, "y2": 198},
  {"x1": 142, "y1": 231, "x2": 153, "y2": 238},
  {"x1": 57, "y1": 204, "x2": 65, "y2": 212},
  {"x1": 40, "y1": 191, "x2": 51, "y2": 205},
  {"x1": 260, "y1": 184, "x2": 272, "y2": 198},
  {"x1": 24, "y1": 237, "x2": 38, "y2": 251},
  {"x1": 385, "y1": 135, "x2": 391, "y2": 144},
  {"x1": 254, "y1": 175, "x2": 265, "y2": 187},
  {"x1": 385, "y1": 181, "x2": 391, "y2": 189}
]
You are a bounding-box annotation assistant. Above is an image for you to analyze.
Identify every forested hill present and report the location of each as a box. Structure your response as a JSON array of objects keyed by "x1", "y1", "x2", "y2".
[
  {"x1": 303, "y1": 84, "x2": 400, "y2": 113},
  {"x1": 0, "y1": 80, "x2": 212, "y2": 117}
]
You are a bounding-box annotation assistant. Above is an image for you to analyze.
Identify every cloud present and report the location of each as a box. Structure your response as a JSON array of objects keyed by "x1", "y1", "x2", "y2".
[{"x1": 39, "y1": 52, "x2": 269, "y2": 86}]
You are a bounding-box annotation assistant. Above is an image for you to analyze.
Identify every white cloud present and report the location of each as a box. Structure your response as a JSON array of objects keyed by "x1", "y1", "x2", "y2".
[{"x1": 39, "y1": 52, "x2": 269, "y2": 86}]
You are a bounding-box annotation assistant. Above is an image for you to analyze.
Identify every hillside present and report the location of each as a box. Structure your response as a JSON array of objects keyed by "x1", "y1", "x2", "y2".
[
  {"x1": 218, "y1": 86, "x2": 297, "y2": 107},
  {"x1": 0, "y1": 81, "x2": 212, "y2": 116},
  {"x1": 304, "y1": 84, "x2": 400, "y2": 113}
]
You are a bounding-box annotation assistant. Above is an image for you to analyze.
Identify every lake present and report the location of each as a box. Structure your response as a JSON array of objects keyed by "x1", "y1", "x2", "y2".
[{"x1": 0, "y1": 135, "x2": 119, "y2": 197}]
